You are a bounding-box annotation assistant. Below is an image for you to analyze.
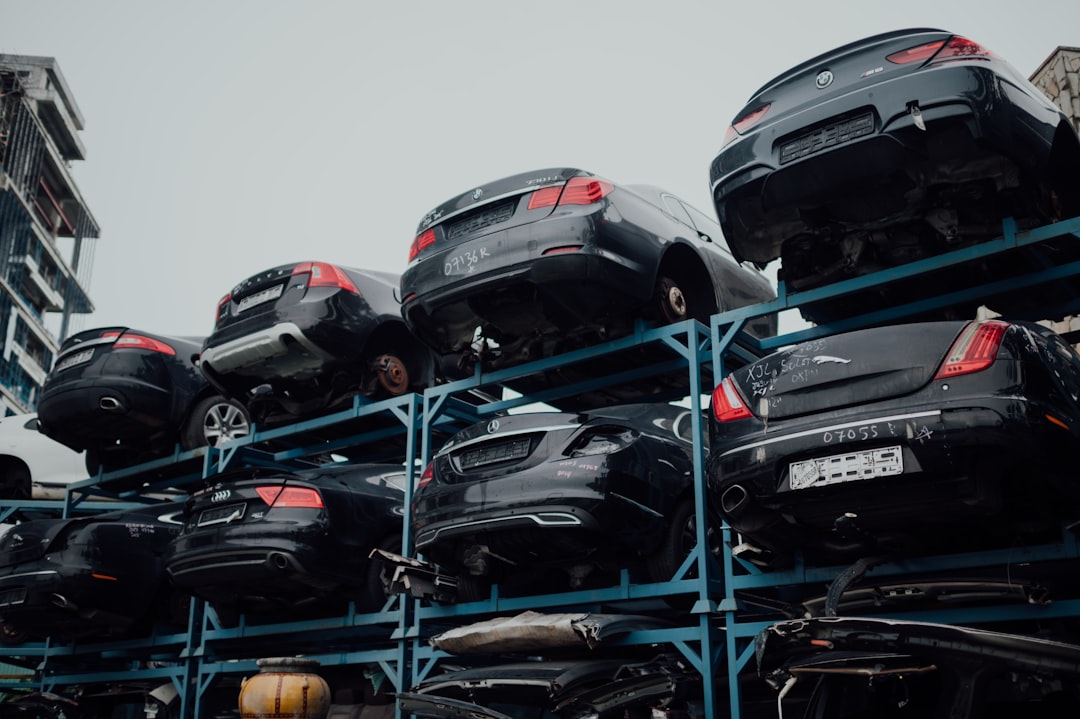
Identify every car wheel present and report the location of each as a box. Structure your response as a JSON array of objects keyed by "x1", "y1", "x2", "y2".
[
  {"x1": 0, "y1": 622, "x2": 26, "y2": 646},
  {"x1": 359, "y1": 535, "x2": 402, "y2": 612},
  {"x1": 646, "y1": 499, "x2": 715, "y2": 583},
  {"x1": 655, "y1": 275, "x2": 690, "y2": 324},
  {"x1": 181, "y1": 395, "x2": 251, "y2": 450},
  {"x1": 0, "y1": 462, "x2": 32, "y2": 500}
]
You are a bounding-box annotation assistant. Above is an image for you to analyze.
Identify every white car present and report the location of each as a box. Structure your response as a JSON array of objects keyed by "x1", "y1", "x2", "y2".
[{"x1": 0, "y1": 413, "x2": 87, "y2": 500}]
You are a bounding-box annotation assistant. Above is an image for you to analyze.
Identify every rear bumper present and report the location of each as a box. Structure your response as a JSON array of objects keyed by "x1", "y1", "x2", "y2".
[
  {"x1": 200, "y1": 321, "x2": 335, "y2": 376},
  {"x1": 37, "y1": 378, "x2": 172, "y2": 448}
]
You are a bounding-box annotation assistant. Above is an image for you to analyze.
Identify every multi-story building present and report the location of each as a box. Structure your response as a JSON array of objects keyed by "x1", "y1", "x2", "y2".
[{"x1": 0, "y1": 55, "x2": 96, "y2": 414}]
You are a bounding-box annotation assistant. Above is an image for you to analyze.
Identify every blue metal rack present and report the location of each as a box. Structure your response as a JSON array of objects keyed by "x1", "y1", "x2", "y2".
[{"x1": 0, "y1": 213, "x2": 1078, "y2": 717}]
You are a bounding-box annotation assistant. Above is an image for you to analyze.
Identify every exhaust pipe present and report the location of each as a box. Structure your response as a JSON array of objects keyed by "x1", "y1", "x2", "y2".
[
  {"x1": 721, "y1": 484, "x2": 749, "y2": 515},
  {"x1": 99, "y1": 396, "x2": 124, "y2": 412},
  {"x1": 269, "y1": 552, "x2": 292, "y2": 570},
  {"x1": 51, "y1": 593, "x2": 77, "y2": 610}
]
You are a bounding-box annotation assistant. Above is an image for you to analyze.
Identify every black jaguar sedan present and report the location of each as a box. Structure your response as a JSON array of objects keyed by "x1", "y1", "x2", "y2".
[
  {"x1": 411, "y1": 403, "x2": 713, "y2": 597},
  {"x1": 37, "y1": 327, "x2": 251, "y2": 475},
  {"x1": 706, "y1": 319, "x2": 1080, "y2": 567},
  {"x1": 199, "y1": 261, "x2": 438, "y2": 422},
  {"x1": 0, "y1": 503, "x2": 183, "y2": 644},
  {"x1": 164, "y1": 463, "x2": 406, "y2": 620},
  {"x1": 401, "y1": 168, "x2": 775, "y2": 370},
  {"x1": 710, "y1": 28, "x2": 1080, "y2": 324}
]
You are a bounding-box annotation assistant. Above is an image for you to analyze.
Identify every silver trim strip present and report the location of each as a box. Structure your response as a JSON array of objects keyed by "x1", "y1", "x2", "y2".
[{"x1": 422, "y1": 512, "x2": 582, "y2": 544}]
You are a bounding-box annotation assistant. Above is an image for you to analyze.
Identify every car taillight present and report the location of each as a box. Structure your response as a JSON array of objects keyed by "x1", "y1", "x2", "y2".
[
  {"x1": 292, "y1": 262, "x2": 358, "y2": 292},
  {"x1": 934, "y1": 320, "x2": 1008, "y2": 380},
  {"x1": 712, "y1": 376, "x2": 753, "y2": 422},
  {"x1": 101, "y1": 331, "x2": 176, "y2": 355},
  {"x1": 255, "y1": 486, "x2": 325, "y2": 508},
  {"x1": 887, "y1": 36, "x2": 993, "y2": 65},
  {"x1": 526, "y1": 185, "x2": 564, "y2": 210},
  {"x1": 409, "y1": 228, "x2": 436, "y2": 262},
  {"x1": 557, "y1": 177, "x2": 615, "y2": 206},
  {"x1": 417, "y1": 462, "x2": 434, "y2": 488},
  {"x1": 722, "y1": 104, "x2": 772, "y2": 147},
  {"x1": 215, "y1": 293, "x2": 231, "y2": 324}
]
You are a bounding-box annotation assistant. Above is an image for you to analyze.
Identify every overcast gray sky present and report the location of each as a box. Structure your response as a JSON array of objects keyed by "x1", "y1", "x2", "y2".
[{"x1": 3, "y1": 0, "x2": 1078, "y2": 339}]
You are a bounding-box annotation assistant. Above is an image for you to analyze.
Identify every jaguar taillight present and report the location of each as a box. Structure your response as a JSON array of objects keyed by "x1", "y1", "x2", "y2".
[
  {"x1": 101, "y1": 331, "x2": 176, "y2": 355},
  {"x1": 934, "y1": 320, "x2": 1008, "y2": 379},
  {"x1": 712, "y1": 376, "x2": 753, "y2": 422}
]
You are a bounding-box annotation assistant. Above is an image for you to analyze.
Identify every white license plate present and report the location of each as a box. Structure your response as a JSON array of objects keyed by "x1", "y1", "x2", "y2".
[
  {"x1": 54, "y1": 348, "x2": 94, "y2": 371},
  {"x1": 789, "y1": 445, "x2": 903, "y2": 490},
  {"x1": 238, "y1": 283, "x2": 284, "y2": 312}
]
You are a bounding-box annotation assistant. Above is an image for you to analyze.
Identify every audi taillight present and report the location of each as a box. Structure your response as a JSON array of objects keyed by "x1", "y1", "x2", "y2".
[
  {"x1": 292, "y1": 262, "x2": 358, "y2": 292},
  {"x1": 722, "y1": 104, "x2": 772, "y2": 147},
  {"x1": 934, "y1": 320, "x2": 1008, "y2": 380},
  {"x1": 101, "y1": 331, "x2": 176, "y2": 355},
  {"x1": 712, "y1": 376, "x2": 753, "y2": 422},
  {"x1": 255, "y1": 486, "x2": 325, "y2": 509},
  {"x1": 409, "y1": 228, "x2": 436, "y2": 262},
  {"x1": 887, "y1": 36, "x2": 993, "y2": 65}
]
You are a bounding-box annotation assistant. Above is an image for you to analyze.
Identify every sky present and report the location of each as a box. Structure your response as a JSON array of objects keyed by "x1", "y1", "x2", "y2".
[{"x1": 2, "y1": 0, "x2": 1078, "y2": 339}]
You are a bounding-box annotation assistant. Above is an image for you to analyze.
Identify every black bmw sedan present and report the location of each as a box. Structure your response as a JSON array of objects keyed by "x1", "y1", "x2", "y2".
[
  {"x1": 401, "y1": 168, "x2": 776, "y2": 370},
  {"x1": 707, "y1": 319, "x2": 1080, "y2": 567},
  {"x1": 710, "y1": 28, "x2": 1080, "y2": 324},
  {"x1": 0, "y1": 503, "x2": 183, "y2": 644},
  {"x1": 411, "y1": 403, "x2": 713, "y2": 597},
  {"x1": 37, "y1": 327, "x2": 251, "y2": 475},
  {"x1": 164, "y1": 463, "x2": 406, "y2": 620},
  {"x1": 200, "y1": 261, "x2": 438, "y2": 422}
]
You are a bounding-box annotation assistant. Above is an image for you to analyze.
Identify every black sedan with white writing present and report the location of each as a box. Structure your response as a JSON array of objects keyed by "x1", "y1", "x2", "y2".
[
  {"x1": 401, "y1": 168, "x2": 775, "y2": 372},
  {"x1": 164, "y1": 463, "x2": 406, "y2": 621},
  {"x1": 707, "y1": 319, "x2": 1080, "y2": 567},
  {"x1": 0, "y1": 503, "x2": 183, "y2": 644},
  {"x1": 710, "y1": 28, "x2": 1080, "y2": 323},
  {"x1": 411, "y1": 403, "x2": 712, "y2": 598}
]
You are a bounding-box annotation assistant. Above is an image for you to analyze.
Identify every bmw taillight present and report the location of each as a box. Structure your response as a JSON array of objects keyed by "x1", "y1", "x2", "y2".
[
  {"x1": 934, "y1": 320, "x2": 1008, "y2": 380},
  {"x1": 557, "y1": 177, "x2": 615, "y2": 205},
  {"x1": 101, "y1": 331, "x2": 176, "y2": 355},
  {"x1": 255, "y1": 486, "x2": 325, "y2": 509},
  {"x1": 409, "y1": 228, "x2": 436, "y2": 262},
  {"x1": 887, "y1": 36, "x2": 993, "y2": 65},
  {"x1": 292, "y1": 262, "x2": 358, "y2": 293},
  {"x1": 712, "y1": 376, "x2": 753, "y2": 422},
  {"x1": 215, "y1": 293, "x2": 231, "y2": 324},
  {"x1": 417, "y1": 462, "x2": 434, "y2": 488},
  {"x1": 722, "y1": 104, "x2": 772, "y2": 147}
]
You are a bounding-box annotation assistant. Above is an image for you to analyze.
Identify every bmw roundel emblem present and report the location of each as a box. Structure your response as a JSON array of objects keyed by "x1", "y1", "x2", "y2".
[
  {"x1": 472, "y1": 188, "x2": 483, "y2": 201},
  {"x1": 486, "y1": 419, "x2": 500, "y2": 434},
  {"x1": 815, "y1": 70, "x2": 834, "y2": 89}
]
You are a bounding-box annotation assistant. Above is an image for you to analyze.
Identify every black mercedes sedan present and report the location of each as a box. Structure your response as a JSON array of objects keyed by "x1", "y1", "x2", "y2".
[
  {"x1": 710, "y1": 28, "x2": 1080, "y2": 324},
  {"x1": 199, "y1": 261, "x2": 438, "y2": 422},
  {"x1": 37, "y1": 327, "x2": 251, "y2": 475},
  {"x1": 706, "y1": 319, "x2": 1080, "y2": 567},
  {"x1": 411, "y1": 403, "x2": 712, "y2": 597},
  {"x1": 0, "y1": 503, "x2": 183, "y2": 644},
  {"x1": 164, "y1": 463, "x2": 406, "y2": 620},
  {"x1": 401, "y1": 168, "x2": 776, "y2": 370}
]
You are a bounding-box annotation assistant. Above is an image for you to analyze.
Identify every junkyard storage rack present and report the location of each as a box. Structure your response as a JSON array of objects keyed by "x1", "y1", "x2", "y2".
[{"x1": 0, "y1": 213, "x2": 1079, "y2": 718}]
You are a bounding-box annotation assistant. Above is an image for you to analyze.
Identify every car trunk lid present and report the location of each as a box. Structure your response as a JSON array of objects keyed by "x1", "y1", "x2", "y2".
[
  {"x1": 186, "y1": 473, "x2": 321, "y2": 530},
  {"x1": 0, "y1": 517, "x2": 80, "y2": 568},
  {"x1": 726, "y1": 321, "x2": 965, "y2": 421},
  {"x1": 213, "y1": 262, "x2": 362, "y2": 330}
]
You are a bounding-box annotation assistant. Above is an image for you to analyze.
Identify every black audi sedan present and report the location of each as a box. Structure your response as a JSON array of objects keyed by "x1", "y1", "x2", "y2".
[
  {"x1": 411, "y1": 403, "x2": 712, "y2": 598},
  {"x1": 401, "y1": 168, "x2": 776, "y2": 371},
  {"x1": 0, "y1": 503, "x2": 183, "y2": 643},
  {"x1": 199, "y1": 261, "x2": 438, "y2": 422},
  {"x1": 37, "y1": 327, "x2": 251, "y2": 475},
  {"x1": 710, "y1": 28, "x2": 1080, "y2": 324},
  {"x1": 164, "y1": 463, "x2": 406, "y2": 620},
  {"x1": 706, "y1": 319, "x2": 1080, "y2": 567}
]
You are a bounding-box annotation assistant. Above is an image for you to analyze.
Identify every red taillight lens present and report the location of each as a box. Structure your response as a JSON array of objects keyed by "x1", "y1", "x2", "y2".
[
  {"x1": 215, "y1": 293, "x2": 231, "y2": 324},
  {"x1": 409, "y1": 228, "x2": 436, "y2": 262},
  {"x1": 724, "y1": 104, "x2": 771, "y2": 147},
  {"x1": 934, "y1": 320, "x2": 1008, "y2": 380},
  {"x1": 101, "y1": 331, "x2": 176, "y2": 355},
  {"x1": 527, "y1": 185, "x2": 564, "y2": 210},
  {"x1": 887, "y1": 36, "x2": 992, "y2": 65},
  {"x1": 541, "y1": 245, "x2": 583, "y2": 256},
  {"x1": 292, "y1": 262, "x2": 358, "y2": 292},
  {"x1": 712, "y1": 376, "x2": 753, "y2": 423},
  {"x1": 255, "y1": 486, "x2": 325, "y2": 508},
  {"x1": 557, "y1": 177, "x2": 615, "y2": 206},
  {"x1": 417, "y1": 462, "x2": 434, "y2": 488}
]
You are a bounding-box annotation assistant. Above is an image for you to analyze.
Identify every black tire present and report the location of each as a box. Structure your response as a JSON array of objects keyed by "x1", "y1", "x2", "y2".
[
  {"x1": 0, "y1": 462, "x2": 32, "y2": 500},
  {"x1": 646, "y1": 499, "x2": 713, "y2": 583},
  {"x1": 181, "y1": 395, "x2": 251, "y2": 450},
  {"x1": 0, "y1": 622, "x2": 27, "y2": 646}
]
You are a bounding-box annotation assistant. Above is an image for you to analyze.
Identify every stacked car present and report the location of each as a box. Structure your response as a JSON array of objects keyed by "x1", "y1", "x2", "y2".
[{"x1": 4, "y1": 26, "x2": 1080, "y2": 719}]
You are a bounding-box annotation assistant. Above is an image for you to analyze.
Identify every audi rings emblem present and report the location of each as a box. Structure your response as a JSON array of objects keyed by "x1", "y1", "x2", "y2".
[
  {"x1": 472, "y1": 187, "x2": 484, "y2": 201},
  {"x1": 486, "y1": 419, "x2": 500, "y2": 434},
  {"x1": 815, "y1": 70, "x2": 834, "y2": 89},
  {"x1": 211, "y1": 489, "x2": 232, "y2": 503}
]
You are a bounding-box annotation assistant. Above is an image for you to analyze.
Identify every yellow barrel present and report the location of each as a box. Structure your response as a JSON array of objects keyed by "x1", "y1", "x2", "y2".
[{"x1": 239, "y1": 657, "x2": 331, "y2": 719}]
